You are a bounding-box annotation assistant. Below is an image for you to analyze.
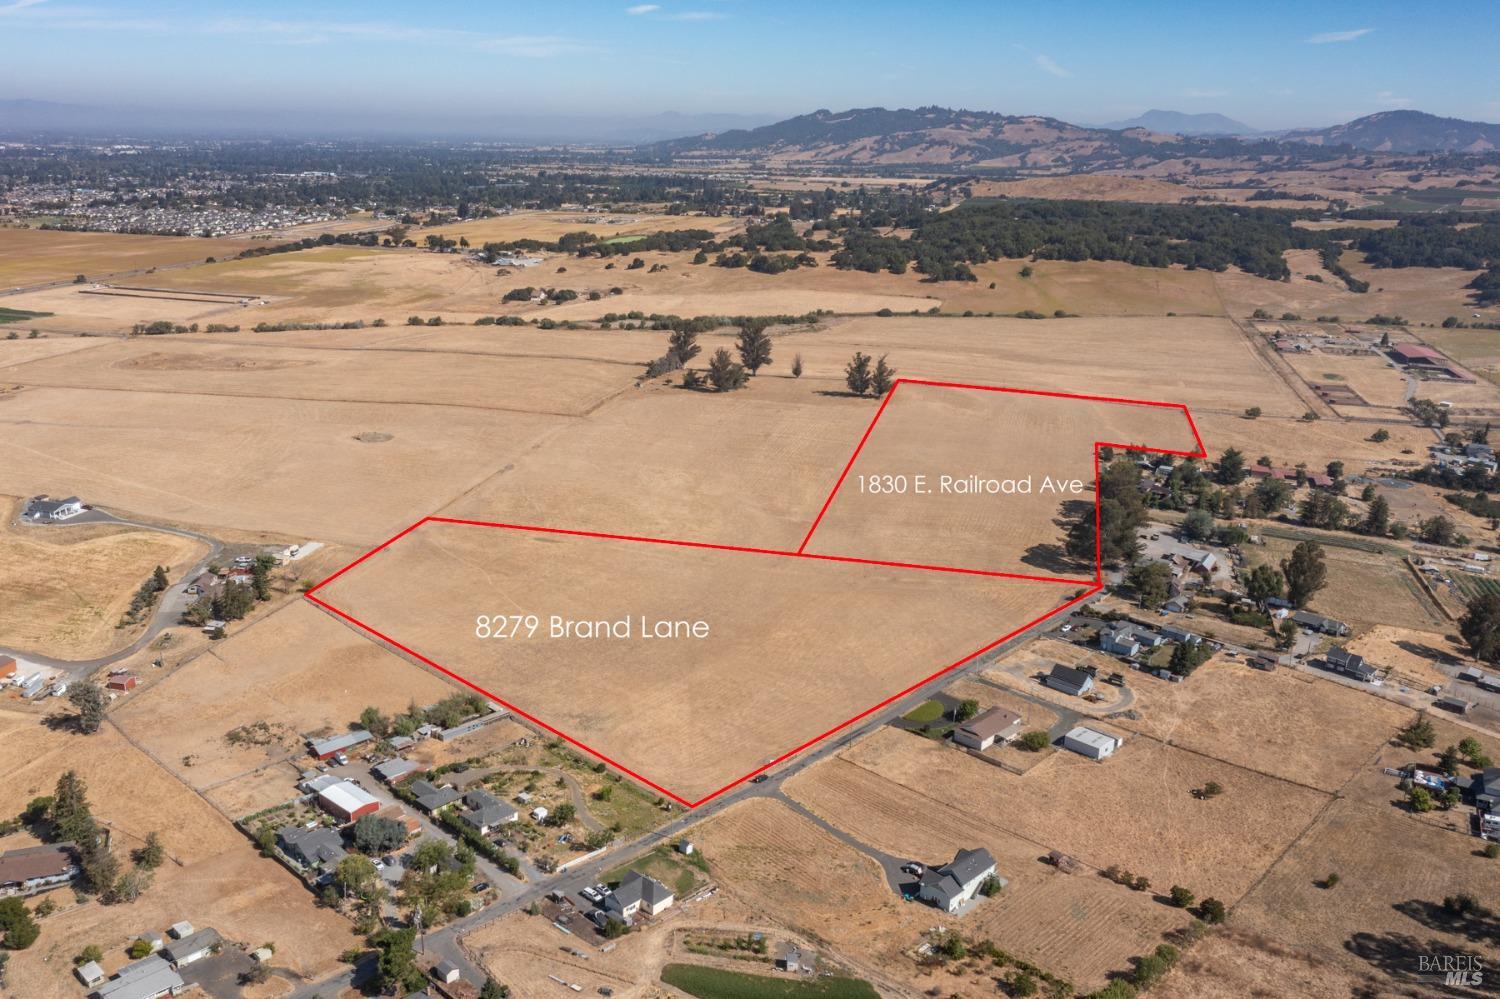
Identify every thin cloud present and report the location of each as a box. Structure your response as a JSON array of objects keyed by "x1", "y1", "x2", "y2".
[
  {"x1": 1183, "y1": 88, "x2": 1228, "y2": 99},
  {"x1": 663, "y1": 10, "x2": 727, "y2": 20},
  {"x1": 0, "y1": 0, "x2": 50, "y2": 12},
  {"x1": 1034, "y1": 53, "x2": 1071, "y2": 78},
  {"x1": 1306, "y1": 27, "x2": 1373, "y2": 44},
  {"x1": 625, "y1": 4, "x2": 660, "y2": 13}
]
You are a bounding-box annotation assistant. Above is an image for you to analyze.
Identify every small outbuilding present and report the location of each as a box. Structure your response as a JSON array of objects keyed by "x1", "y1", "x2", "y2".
[
  {"x1": 1043, "y1": 664, "x2": 1095, "y2": 697},
  {"x1": 1062, "y1": 726, "x2": 1121, "y2": 760}
]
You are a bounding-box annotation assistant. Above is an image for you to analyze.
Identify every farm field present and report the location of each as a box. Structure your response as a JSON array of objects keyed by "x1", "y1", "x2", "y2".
[
  {"x1": 794, "y1": 726, "x2": 1330, "y2": 902},
  {"x1": 1280, "y1": 347, "x2": 1409, "y2": 409},
  {"x1": 1, "y1": 335, "x2": 638, "y2": 417},
  {"x1": 0, "y1": 384, "x2": 573, "y2": 545},
  {"x1": 0, "y1": 333, "x2": 111, "y2": 369},
  {"x1": 312, "y1": 518, "x2": 1072, "y2": 803},
  {"x1": 110, "y1": 599, "x2": 456, "y2": 801},
  {"x1": 1115, "y1": 656, "x2": 1413, "y2": 791},
  {"x1": 0, "y1": 704, "x2": 356, "y2": 999},
  {"x1": 1154, "y1": 928, "x2": 1389, "y2": 999},
  {"x1": 1246, "y1": 536, "x2": 1447, "y2": 635},
  {"x1": 940, "y1": 257, "x2": 1226, "y2": 316},
  {"x1": 1189, "y1": 408, "x2": 1433, "y2": 472},
  {"x1": 0, "y1": 227, "x2": 259, "y2": 289},
  {"x1": 410, "y1": 208, "x2": 744, "y2": 245},
  {"x1": 799, "y1": 380, "x2": 1198, "y2": 576},
  {"x1": 0, "y1": 495, "x2": 208, "y2": 658},
  {"x1": 1232, "y1": 798, "x2": 1500, "y2": 985}
]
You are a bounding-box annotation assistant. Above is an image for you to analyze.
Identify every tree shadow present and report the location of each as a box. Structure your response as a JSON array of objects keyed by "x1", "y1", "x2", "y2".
[
  {"x1": 1345, "y1": 931, "x2": 1492, "y2": 996},
  {"x1": 1396, "y1": 640, "x2": 1461, "y2": 665},
  {"x1": 1393, "y1": 898, "x2": 1500, "y2": 946}
]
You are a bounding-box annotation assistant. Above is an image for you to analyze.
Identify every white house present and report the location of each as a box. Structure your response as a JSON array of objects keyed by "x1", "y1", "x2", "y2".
[
  {"x1": 1062, "y1": 726, "x2": 1121, "y2": 760},
  {"x1": 605, "y1": 870, "x2": 675, "y2": 921},
  {"x1": 25, "y1": 496, "x2": 84, "y2": 521},
  {"x1": 916, "y1": 847, "x2": 999, "y2": 913}
]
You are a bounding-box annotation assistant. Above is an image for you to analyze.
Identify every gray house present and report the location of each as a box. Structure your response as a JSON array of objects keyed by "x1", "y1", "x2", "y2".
[
  {"x1": 916, "y1": 847, "x2": 999, "y2": 913},
  {"x1": 1099, "y1": 627, "x2": 1140, "y2": 657},
  {"x1": 162, "y1": 927, "x2": 220, "y2": 968},
  {"x1": 277, "y1": 825, "x2": 347, "y2": 871},
  {"x1": 1292, "y1": 610, "x2": 1350, "y2": 636},
  {"x1": 1043, "y1": 663, "x2": 1095, "y2": 697},
  {"x1": 1325, "y1": 647, "x2": 1377, "y2": 682},
  {"x1": 409, "y1": 779, "x2": 461, "y2": 814},
  {"x1": 456, "y1": 788, "x2": 519, "y2": 835}
]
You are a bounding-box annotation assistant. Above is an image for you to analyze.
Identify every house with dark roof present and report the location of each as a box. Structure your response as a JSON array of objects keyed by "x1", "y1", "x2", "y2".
[
  {"x1": 1472, "y1": 767, "x2": 1500, "y2": 811},
  {"x1": 162, "y1": 927, "x2": 220, "y2": 968},
  {"x1": 604, "y1": 870, "x2": 675, "y2": 922},
  {"x1": 456, "y1": 788, "x2": 518, "y2": 835},
  {"x1": 1292, "y1": 610, "x2": 1349, "y2": 636},
  {"x1": 409, "y1": 779, "x2": 462, "y2": 814},
  {"x1": 1325, "y1": 647, "x2": 1377, "y2": 682},
  {"x1": 373, "y1": 757, "x2": 420, "y2": 785},
  {"x1": 277, "y1": 825, "x2": 347, "y2": 871},
  {"x1": 916, "y1": 847, "x2": 999, "y2": 913},
  {"x1": 1043, "y1": 663, "x2": 1095, "y2": 697}
]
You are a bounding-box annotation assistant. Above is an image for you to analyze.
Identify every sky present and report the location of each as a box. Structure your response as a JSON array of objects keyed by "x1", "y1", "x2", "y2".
[{"x1": 0, "y1": 0, "x2": 1496, "y2": 131}]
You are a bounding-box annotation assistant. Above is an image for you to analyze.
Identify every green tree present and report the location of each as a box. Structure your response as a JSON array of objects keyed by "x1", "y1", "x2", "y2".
[
  {"x1": 1216, "y1": 448, "x2": 1246, "y2": 484},
  {"x1": 134, "y1": 832, "x2": 165, "y2": 871},
  {"x1": 1246, "y1": 563, "x2": 1285, "y2": 608},
  {"x1": 335, "y1": 854, "x2": 379, "y2": 898},
  {"x1": 1408, "y1": 786, "x2": 1435, "y2": 812},
  {"x1": 480, "y1": 979, "x2": 512, "y2": 999},
  {"x1": 151, "y1": 565, "x2": 169, "y2": 590},
  {"x1": 371, "y1": 928, "x2": 427, "y2": 994},
  {"x1": 1181, "y1": 508, "x2": 1214, "y2": 542},
  {"x1": 50, "y1": 771, "x2": 97, "y2": 847},
  {"x1": 1198, "y1": 897, "x2": 1227, "y2": 924},
  {"x1": 1281, "y1": 541, "x2": 1327, "y2": 609},
  {"x1": 844, "y1": 352, "x2": 872, "y2": 395},
  {"x1": 358, "y1": 707, "x2": 390, "y2": 739},
  {"x1": 734, "y1": 324, "x2": 773, "y2": 374},
  {"x1": 68, "y1": 682, "x2": 107, "y2": 735},
  {"x1": 1127, "y1": 561, "x2": 1172, "y2": 610},
  {"x1": 0, "y1": 898, "x2": 40, "y2": 950},
  {"x1": 706, "y1": 348, "x2": 748, "y2": 392},
  {"x1": 667, "y1": 328, "x2": 701, "y2": 366},
  {"x1": 1397, "y1": 718, "x2": 1436, "y2": 750},
  {"x1": 1460, "y1": 593, "x2": 1500, "y2": 663},
  {"x1": 352, "y1": 815, "x2": 407, "y2": 855},
  {"x1": 1419, "y1": 515, "x2": 1459, "y2": 546},
  {"x1": 790, "y1": 353, "x2": 803, "y2": 378},
  {"x1": 1169, "y1": 885, "x2": 1195, "y2": 908},
  {"x1": 953, "y1": 699, "x2": 979, "y2": 723},
  {"x1": 1018, "y1": 730, "x2": 1050, "y2": 751},
  {"x1": 871, "y1": 354, "x2": 897, "y2": 396},
  {"x1": 1012, "y1": 971, "x2": 1038, "y2": 997},
  {"x1": 1360, "y1": 495, "x2": 1391, "y2": 536}
]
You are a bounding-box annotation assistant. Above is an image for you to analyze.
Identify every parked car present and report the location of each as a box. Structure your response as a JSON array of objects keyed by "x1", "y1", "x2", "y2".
[
  {"x1": 593, "y1": 882, "x2": 611, "y2": 897},
  {"x1": 900, "y1": 862, "x2": 923, "y2": 876},
  {"x1": 750, "y1": 774, "x2": 770, "y2": 784},
  {"x1": 1105, "y1": 673, "x2": 1125, "y2": 687},
  {"x1": 580, "y1": 886, "x2": 601, "y2": 903},
  {"x1": 472, "y1": 882, "x2": 490, "y2": 894}
]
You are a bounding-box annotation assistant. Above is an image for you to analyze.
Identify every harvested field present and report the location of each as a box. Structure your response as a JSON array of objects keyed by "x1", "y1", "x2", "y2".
[
  {"x1": 3, "y1": 336, "x2": 637, "y2": 417},
  {"x1": 0, "y1": 227, "x2": 257, "y2": 289},
  {"x1": 0, "y1": 385, "x2": 572, "y2": 545},
  {"x1": 1154, "y1": 929, "x2": 1389, "y2": 999},
  {"x1": 1232, "y1": 798, "x2": 1500, "y2": 984},
  {"x1": 1343, "y1": 625, "x2": 1468, "y2": 693},
  {"x1": 312, "y1": 518, "x2": 1072, "y2": 803},
  {"x1": 111, "y1": 599, "x2": 455, "y2": 798},
  {"x1": 0, "y1": 495, "x2": 208, "y2": 658},
  {"x1": 0, "y1": 704, "x2": 356, "y2": 999},
  {"x1": 799, "y1": 380, "x2": 1198, "y2": 576},
  {"x1": 943, "y1": 258, "x2": 1225, "y2": 317},
  {"x1": 797, "y1": 726, "x2": 1330, "y2": 902},
  {"x1": 0, "y1": 334, "x2": 111, "y2": 369},
  {"x1": 417, "y1": 209, "x2": 743, "y2": 244},
  {"x1": 1115, "y1": 655, "x2": 1414, "y2": 791},
  {"x1": 1189, "y1": 410, "x2": 1433, "y2": 472}
]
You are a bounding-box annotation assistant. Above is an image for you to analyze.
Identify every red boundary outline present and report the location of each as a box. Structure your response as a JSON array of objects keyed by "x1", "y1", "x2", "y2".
[{"x1": 305, "y1": 378, "x2": 1206, "y2": 809}]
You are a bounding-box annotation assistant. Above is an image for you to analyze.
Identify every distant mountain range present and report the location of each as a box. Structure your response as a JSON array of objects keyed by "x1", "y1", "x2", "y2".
[
  {"x1": 1283, "y1": 109, "x2": 1500, "y2": 153},
  {"x1": 1098, "y1": 109, "x2": 1257, "y2": 136},
  {"x1": 651, "y1": 106, "x2": 1500, "y2": 165},
  {"x1": 0, "y1": 99, "x2": 777, "y2": 143}
]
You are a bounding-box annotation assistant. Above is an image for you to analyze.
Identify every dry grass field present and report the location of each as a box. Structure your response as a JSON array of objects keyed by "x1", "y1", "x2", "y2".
[
  {"x1": 1281, "y1": 347, "x2": 1410, "y2": 409},
  {"x1": 0, "y1": 495, "x2": 208, "y2": 658},
  {"x1": 0, "y1": 335, "x2": 110, "y2": 369},
  {"x1": 1189, "y1": 409, "x2": 1432, "y2": 472},
  {"x1": 800, "y1": 381, "x2": 1197, "y2": 576},
  {"x1": 1116, "y1": 655, "x2": 1413, "y2": 791},
  {"x1": 0, "y1": 227, "x2": 258, "y2": 288},
  {"x1": 0, "y1": 384, "x2": 574, "y2": 545},
  {"x1": 313, "y1": 519, "x2": 1071, "y2": 803},
  {"x1": 110, "y1": 599, "x2": 455, "y2": 805},
  {"x1": 942, "y1": 257, "x2": 1226, "y2": 316},
  {"x1": 1246, "y1": 537, "x2": 1447, "y2": 635},
  {"x1": 0, "y1": 703, "x2": 357, "y2": 999},
  {"x1": 1154, "y1": 929, "x2": 1390, "y2": 999},
  {"x1": 1212, "y1": 249, "x2": 1492, "y2": 327},
  {"x1": 1232, "y1": 798, "x2": 1500, "y2": 986},
  {"x1": 413, "y1": 208, "x2": 743, "y2": 244},
  {"x1": 798, "y1": 726, "x2": 1330, "y2": 902}
]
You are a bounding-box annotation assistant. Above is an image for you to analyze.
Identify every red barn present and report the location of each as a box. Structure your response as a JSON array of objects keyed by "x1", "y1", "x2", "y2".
[{"x1": 317, "y1": 781, "x2": 380, "y2": 823}]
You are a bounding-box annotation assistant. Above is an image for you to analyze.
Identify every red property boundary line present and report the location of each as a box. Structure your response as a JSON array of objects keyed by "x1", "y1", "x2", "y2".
[{"x1": 305, "y1": 378, "x2": 1206, "y2": 809}]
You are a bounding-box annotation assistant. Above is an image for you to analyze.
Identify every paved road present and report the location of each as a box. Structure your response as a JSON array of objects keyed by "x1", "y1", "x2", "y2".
[{"x1": 0, "y1": 508, "x2": 223, "y2": 681}]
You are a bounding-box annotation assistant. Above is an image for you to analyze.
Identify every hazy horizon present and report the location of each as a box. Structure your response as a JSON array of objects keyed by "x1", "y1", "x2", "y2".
[{"x1": 1, "y1": 0, "x2": 1496, "y2": 135}]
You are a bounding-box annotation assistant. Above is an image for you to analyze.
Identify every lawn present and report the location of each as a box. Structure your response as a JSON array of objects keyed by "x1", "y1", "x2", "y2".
[
  {"x1": 660, "y1": 964, "x2": 878, "y2": 999},
  {"x1": 0, "y1": 306, "x2": 53, "y2": 324},
  {"x1": 604, "y1": 844, "x2": 708, "y2": 897},
  {"x1": 901, "y1": 699, "x2": 945, "y2": 724}
]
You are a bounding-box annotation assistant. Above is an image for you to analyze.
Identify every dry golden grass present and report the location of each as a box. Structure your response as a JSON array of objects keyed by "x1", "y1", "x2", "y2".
[
  {"x1": 1280, "y1": 348, "x2": 1410, "y2": 409},
  {"x1": 0, "y1": 227, "x2": 257, "y2": 288},
  {"x1": 111, "y1": 599, "x2": 455, "y2": 803},
  {"x1": 1116, "y1": 655, "x2": 1413, "y2": 791},
  {"x1": 1232, "y1": 798, "x2": 1500, "y2": 983},
  {"x1": 800, "y1": 726, "x2": 1329, "y2": 902},
  {"x1": 1154, "y1": 929, "x2": 1388, "y2": 999},
  {"x1": 0, "y1": 704, "x2": 357, "y2": 998},
  {"x1": 800, "y1": 381, "x2": 1195, "y2": 576},
  {"x1": 1247, "y1": 538, "x2": 1447, "y2": 635},
  {"x1": 942, "y1": 258, "x2": 1227, "y2": 317},
  {"x1": 0, "y1": 495, "x2": 208, "y2": 658},
  {"x1": 415, "y1": 209, "x2": 743, "y2": 244},
  {"x1": 0, "y1": 335, "x2": 110, "y2": 369},
  {"x1": 315, "y1": 519, "x2": 1070, "y2": 803}
]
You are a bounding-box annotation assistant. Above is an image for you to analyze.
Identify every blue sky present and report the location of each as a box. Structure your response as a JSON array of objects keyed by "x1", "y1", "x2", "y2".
[{"x1": 1, "y1": 0, "x2": 1495, "y2": 128}]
